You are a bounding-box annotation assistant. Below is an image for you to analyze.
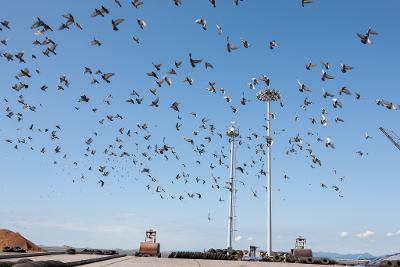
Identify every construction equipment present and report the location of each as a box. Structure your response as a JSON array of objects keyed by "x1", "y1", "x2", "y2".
[
  {"x1": 379, "y1": 127, "x2": 400, "y2": 151},
  {"x1": 291, "y1": 236, "x2": 312, "y2": 257},
  {"x1": 137, "y1": 229, "x2": 160, "y2": 257}
]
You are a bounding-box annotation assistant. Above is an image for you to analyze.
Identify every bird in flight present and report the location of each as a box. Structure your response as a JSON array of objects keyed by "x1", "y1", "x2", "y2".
[{"x1": 357, "y1": 27, "x2": 378, "y2": 44}]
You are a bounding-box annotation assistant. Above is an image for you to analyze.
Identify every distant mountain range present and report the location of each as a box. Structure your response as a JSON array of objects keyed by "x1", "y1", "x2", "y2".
[{"x1": 313, "y1": 251, "x2": 376, "y2": 260}]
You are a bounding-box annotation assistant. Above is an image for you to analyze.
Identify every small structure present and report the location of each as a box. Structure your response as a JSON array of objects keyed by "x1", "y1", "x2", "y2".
[
  {"x1": 291, "y1": 236, "x2": 312, "y2": 257},
  {"x1": 137, "y1": 229, "x2": 160, "y2": 257},
  {"x1": 295, "y1": 236, "x2": 306, "y2": 249},
  {"x1": 242, "y1": 246, "x2": 263, "y2": 261},
  {"x1": 145, "y1": 230, "x2": 157, "y2": 243},
  {"x1": 248, "y1": 246, "x2": 259, "y2": 257}
]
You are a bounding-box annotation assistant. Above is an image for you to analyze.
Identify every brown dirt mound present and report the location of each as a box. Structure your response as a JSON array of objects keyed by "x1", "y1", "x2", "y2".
[{"x1": 0, "y1": 229, "x2": 44, "y2": 252}]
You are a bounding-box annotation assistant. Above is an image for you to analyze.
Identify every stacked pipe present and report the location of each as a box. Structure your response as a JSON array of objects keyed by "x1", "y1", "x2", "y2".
[
  {"x1": 0, "y1": 254, "x2": 126, "y2": 267},
  {"x1": 0, "y1": 259, "x2": 35, "y2": 267},
  {"x1": 1, "y1": 247, "x2": 26, "y2": 253},
  {"x1": 167, "y1": 249, "x2": 337, "y2": 264},
  {"x1": 297, "y1": 256, "x2": 336, "y2": 265},
  {"x1": 168, "y1": 250, "x2": 234, "y2": 261},
  {"x1": 259, "y1": 252, "x2": 335, "y2": 265},
  {"x1": 80, "y1": 249, "x2": 117, "y2": 255},
  {"x1": 267, "y1": 252, "x2": 294, "y2": 262},
  {"x1": 380, "y1": 260, "x2": 400, "y2": 267},
  {"x1": 207, "y1": 248, "x2": 243, "y2": 260}
]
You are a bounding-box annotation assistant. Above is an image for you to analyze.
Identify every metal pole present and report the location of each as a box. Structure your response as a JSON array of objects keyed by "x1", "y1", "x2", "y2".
[
  {"x1": 227, "y1": 135, "x2": 235, "y2": 253},
  {"x1": 267, "y1": 100, "x2": 272, "y2": 256},
  {"x1": 257, "y1": 88, "x2": 280, "y2": 257}
]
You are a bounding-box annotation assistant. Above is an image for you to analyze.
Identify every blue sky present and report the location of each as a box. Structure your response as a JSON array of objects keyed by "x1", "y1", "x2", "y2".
[{"x1": 0, "y1": 0, "x2": 399, "y2": 256}]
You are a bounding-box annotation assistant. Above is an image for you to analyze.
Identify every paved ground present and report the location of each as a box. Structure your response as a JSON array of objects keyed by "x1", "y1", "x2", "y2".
[
  {"x1": 84, "y1": 257, "x2": 329, "y2": 267},
  {"x1": 0, "y1": 253, "x2": 108, "y2": 263},
  {"x1": 0, "y1": 255, "x2": 337, "y2": 266}
]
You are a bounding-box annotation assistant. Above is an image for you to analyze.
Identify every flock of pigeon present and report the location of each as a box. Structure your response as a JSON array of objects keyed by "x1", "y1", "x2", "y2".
[{"x1": 1, "y1": 0, "x2": 398, "y2": 208}]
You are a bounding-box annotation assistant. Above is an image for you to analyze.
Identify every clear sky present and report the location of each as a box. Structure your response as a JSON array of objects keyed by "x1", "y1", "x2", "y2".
[{"x1": 0, "y1": 0, "x2": 399, "y2": 256}]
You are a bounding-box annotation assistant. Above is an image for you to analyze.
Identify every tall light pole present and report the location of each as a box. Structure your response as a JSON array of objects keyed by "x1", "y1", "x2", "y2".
[
  {"x1": 256, "y1": 89, "x2": 281, "y2": 256},
  {"x1": 226, "y1": 123, "x2": 239, "y2": 255}
]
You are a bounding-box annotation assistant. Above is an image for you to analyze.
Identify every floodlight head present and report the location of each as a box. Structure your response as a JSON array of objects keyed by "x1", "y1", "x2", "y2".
[
  {"x1": 256, "y1": 89, "x2": 281, "y2": 102},
  {"x1": 227, "y1": 124, "x2": 239, "y2": 138}
]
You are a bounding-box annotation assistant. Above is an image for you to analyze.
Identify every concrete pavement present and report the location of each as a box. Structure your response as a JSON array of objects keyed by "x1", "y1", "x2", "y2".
[
  {"x1": 0, "y1": 254, "x2": 338, "y2": 267},
  {"x1": 0, "y1": 254, "x2": 109, "y2": 263},
  {"x1": 84, "y1": 257, "x2": 331, "y2": 267}
]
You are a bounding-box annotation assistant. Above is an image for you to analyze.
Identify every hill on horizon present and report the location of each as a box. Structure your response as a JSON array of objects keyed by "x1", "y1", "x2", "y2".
[
  {"x1": 0, "y1": 229, "x2": 43, "y2": 252},
  {"x1": 313, "y1": 251, "x2": 376, "y2": 259}
]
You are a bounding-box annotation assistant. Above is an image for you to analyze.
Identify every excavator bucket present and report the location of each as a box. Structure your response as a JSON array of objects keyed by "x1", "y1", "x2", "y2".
[
  {"x1": 136, "y1": 229, "x2": 161, "y2": 257},
  {"x1": 139, "y1": 242, "x2": 160, "y2": 257}
]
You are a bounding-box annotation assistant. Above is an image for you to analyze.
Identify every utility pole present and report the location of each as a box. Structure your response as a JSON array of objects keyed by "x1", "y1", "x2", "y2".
[
  {"x1": 256, "y1": 88, "x2": 281, "y2": 256},
  {"x1": 226, "y1": 123, "x2": 239, "y2": 255}
]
